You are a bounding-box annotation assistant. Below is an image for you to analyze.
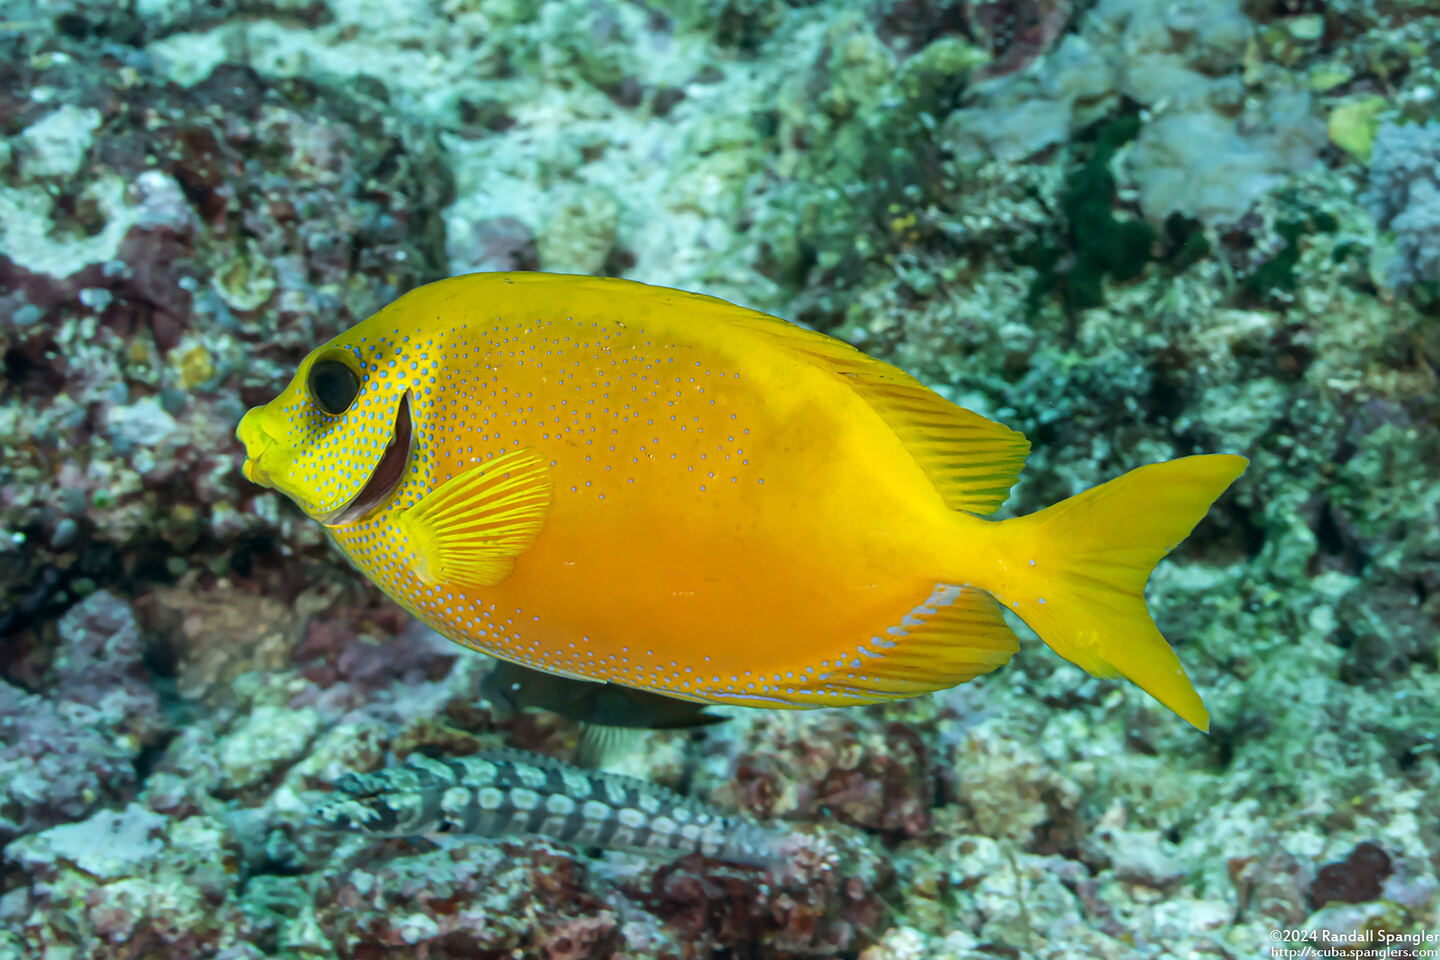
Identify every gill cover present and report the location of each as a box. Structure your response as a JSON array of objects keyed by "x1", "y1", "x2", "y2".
[{"x1": 236, "y1": 335, "x2": 412, "y2": 523}]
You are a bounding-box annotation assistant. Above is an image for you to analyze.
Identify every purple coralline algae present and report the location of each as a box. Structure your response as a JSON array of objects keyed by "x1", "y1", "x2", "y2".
[
  {"x1": 0, "y1": 46, "x2": 453, "y2": 635},
  {"x1": 1, "y1": 591, "x2": 165, "y2": 838}
]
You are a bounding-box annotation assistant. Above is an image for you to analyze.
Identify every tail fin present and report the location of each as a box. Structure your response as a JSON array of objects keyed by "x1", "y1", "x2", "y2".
[{"x1": 991, "y1": 455, "x2": 1247, "y2": 731}]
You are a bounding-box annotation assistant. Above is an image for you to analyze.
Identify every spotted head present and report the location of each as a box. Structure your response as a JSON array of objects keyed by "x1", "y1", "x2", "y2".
[{"x1": 236, "y1": 313, "x2": 420, "y2": 525}]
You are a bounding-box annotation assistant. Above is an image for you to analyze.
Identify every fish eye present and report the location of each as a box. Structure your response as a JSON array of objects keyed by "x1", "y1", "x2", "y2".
[{"x1": 308, "y1": 357, "x2": 360, "y2": 415}]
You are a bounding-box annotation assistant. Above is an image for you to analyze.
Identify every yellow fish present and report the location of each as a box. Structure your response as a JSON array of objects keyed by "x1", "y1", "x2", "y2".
[{"x1": 237, "y1": 273, "x2": 1245, "y2": 730}]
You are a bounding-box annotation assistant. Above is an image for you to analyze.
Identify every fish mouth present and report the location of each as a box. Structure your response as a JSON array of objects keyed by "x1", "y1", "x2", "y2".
[
  {"x1": 326, "y1": 390, "x2": 413, "y2": 526},
  {"x1": 237, "y1": 409, "x2": 277, "y2": 488}
]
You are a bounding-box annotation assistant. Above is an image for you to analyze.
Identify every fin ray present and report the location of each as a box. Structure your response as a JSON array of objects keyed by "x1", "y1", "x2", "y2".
[
  {"x1": 396, "y1": 447, "x2": 552, "y2": 590},
  {"x1": 575, "y1": 725, "x2": 643, "y2": 769},
  {"x1": 752, "y1": 585, "x2": 1018, "y2": 707}
]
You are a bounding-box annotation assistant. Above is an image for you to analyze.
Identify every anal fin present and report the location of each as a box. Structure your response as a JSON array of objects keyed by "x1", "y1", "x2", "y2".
[{"x1": 818, "y1": 584, "x2": 1018, "y2": 702}]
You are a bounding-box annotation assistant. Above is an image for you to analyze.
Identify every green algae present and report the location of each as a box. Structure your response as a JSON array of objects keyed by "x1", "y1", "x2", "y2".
[{"x1": 1020, "y1": 110, "x2": 1157, "y2": 315}]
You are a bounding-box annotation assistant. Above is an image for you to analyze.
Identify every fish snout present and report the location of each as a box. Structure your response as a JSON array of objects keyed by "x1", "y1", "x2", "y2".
[{"x1": 236, "y1": 407, "x2": 278, "y2": 488}]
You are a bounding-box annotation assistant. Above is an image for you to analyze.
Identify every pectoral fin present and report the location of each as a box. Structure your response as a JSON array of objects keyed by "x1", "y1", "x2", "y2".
[{"x1": 396, "y1": 447, "x2": 552, "y2": 590}]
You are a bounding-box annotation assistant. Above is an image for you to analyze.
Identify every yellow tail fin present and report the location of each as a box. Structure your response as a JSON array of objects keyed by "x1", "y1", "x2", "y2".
[{"x1": 988, "y1": 455, "x2": 1247, "y2": 731}]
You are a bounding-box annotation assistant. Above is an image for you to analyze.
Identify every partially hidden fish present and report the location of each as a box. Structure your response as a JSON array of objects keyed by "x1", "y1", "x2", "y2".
[
  {"x1": 312, "y1": 749, "x2": 785, "y2": 867},
  {"x1": 481, "y1": 658, "x2": 726, "y2": 766},
  {"x1": 237, "y1": 273, "x2": 1246, "y2": 730},
  {"x1": 480, "y1": 658, "x2": 725, "y2": 732}
]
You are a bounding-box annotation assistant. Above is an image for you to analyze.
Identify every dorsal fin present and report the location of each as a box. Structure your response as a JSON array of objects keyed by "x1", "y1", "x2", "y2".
[{"x1": 699, "y1": 297, "x2": 1029, "y2": 515}]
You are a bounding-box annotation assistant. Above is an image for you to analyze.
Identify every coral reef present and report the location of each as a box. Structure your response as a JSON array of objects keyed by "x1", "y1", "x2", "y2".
[
  {"x1": 2, "y1": 0, "x2": 1439, "y2": 956},
  {"x1": 944, "y1": 0, "x2": 1328, "y2": 226},
  {"x1": 0, "y1": 43, "x2": 453, "y2": 635},
  {"x1": 1362, "y1": 120, "x2": 1440, "y2": 288},
  {"x1": 0, "y1": 592, "x2": 166, "y2": 839}
]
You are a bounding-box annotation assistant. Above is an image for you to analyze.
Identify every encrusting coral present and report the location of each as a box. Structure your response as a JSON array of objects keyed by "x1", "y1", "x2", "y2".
[{"x1": 1362, "y1": 120, "x2": 1440, "y2": 288}]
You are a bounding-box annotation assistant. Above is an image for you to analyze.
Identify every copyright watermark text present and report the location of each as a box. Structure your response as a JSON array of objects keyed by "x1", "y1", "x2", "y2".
[{"x1": 1269, "y1": 928, "x2": 1440, "y2": 957}]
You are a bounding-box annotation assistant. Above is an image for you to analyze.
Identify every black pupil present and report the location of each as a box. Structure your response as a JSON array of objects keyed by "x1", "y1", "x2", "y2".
[{"x1": 310, "y1": 360, "x2": 358, "y2": 415}]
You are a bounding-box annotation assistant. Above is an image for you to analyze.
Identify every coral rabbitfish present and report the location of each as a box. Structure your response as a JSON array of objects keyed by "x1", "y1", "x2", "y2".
[{"x1": 237, "y1": 273, "x2": 1246, "y2": 730}]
